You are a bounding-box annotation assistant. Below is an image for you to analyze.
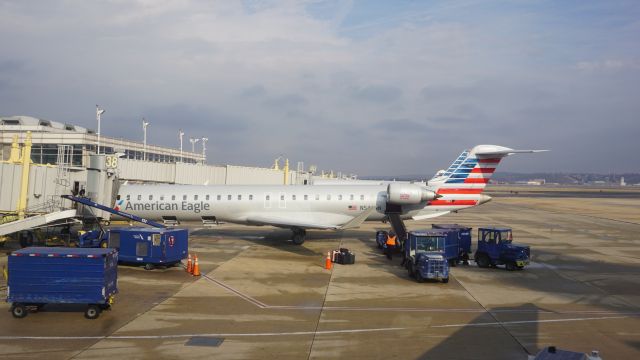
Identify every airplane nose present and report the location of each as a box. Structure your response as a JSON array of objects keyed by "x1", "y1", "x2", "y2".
[{"x1": 478, "y1": 194, "x2": 492, "y2": 205}]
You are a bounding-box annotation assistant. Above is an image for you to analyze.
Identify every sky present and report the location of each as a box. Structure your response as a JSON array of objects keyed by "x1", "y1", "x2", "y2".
[{"x1": 1, "y1": 0, "x2": 639, "y2": 176}]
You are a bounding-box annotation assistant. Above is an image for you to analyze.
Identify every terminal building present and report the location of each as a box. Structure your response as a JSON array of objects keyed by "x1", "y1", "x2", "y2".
[{"x1": 0, "y1": 115, "x2": 314, "y2": 218}]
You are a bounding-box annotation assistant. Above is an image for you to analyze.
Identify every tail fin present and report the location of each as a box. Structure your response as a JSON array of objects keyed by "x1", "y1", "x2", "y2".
[{"x1": 429, "y1": 145, "x2": 547, "y2": 194}]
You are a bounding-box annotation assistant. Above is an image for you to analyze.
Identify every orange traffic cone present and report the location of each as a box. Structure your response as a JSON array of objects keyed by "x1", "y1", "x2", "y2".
[
  {"x1": 186, "y1": 253, "x2": 193, "y2": 273},
  {"x1": 192, "y1": 254, "x2": 201, "y2": 277},
  {"x1": 325, "y1": 251, "x2": 332, "y2": 270}
]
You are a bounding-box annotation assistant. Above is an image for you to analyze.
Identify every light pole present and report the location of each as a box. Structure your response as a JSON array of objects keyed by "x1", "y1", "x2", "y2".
[
  {"x1": 201, "y1": 137, "x2": 208, "y2": 164},
  {"x1": 96, "y1": 105, "x2": 105, "y2": 154},
  {"x1": 189, "y1": 137, "x2": 200, "y2": 153},
  {"x1": 142, "y1": 118, "x2": 150, "y2": 161},
  {"x1": 179, "y1": 129, "x2": 184, "y2": 162}
]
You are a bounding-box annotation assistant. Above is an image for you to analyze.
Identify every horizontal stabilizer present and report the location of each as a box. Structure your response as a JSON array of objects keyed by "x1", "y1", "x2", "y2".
[{"x1": 412, "y1": 211, "x2": 450, "y2": 221}]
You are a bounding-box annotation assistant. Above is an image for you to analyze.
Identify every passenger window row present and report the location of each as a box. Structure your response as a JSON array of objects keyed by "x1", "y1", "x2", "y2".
[{"x1": 128, "y1": 194, "x2": 368, "y2": 201}]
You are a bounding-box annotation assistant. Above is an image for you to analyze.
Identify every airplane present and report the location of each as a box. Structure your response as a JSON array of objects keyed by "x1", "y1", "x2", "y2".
[{"x1": 115, "y1": 145, "x2": 545, "y2": 244}]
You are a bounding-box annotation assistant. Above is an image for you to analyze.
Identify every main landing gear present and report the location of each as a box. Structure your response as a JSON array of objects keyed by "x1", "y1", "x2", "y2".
[{"x1": 292, "y1": 229, "x2": 306, "y2": 245}]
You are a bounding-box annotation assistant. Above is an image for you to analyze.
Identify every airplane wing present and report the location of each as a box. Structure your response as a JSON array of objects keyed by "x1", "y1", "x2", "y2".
[{"x1": 246, "y1": 208, "x2": 377, "y2": 231}]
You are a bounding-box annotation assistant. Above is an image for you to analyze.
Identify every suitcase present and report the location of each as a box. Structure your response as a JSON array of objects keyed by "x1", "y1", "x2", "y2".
[{"x1": 341, "y1": 251, "x2": 355, "y2": 265}]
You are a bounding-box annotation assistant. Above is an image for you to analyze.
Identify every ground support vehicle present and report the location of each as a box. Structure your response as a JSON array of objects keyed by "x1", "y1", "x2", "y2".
[
  {"x1": 404, "y1": 230, "x2": 450, "y2": 283},
  {"x1": 375, "y1": 230, "x2": 388, "y2": 249},
  {"x1": 431, "y1": 224, "x2": 472, "y2": 265},
  {"x1": 474, "y1": 227, "x2": 530, "y2": 271},
  {"x1": 106, "y1": 227, "x2": 188, "y2": 270},
  {"x1": 7, "y1": 247, "x2": 118, "y2": 319}
]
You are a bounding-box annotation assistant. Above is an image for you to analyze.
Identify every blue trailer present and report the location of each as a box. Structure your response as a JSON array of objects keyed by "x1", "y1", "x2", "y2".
[
  {"x1": 375, "y1": 230, "x2": 388, "y2": 249},
  {"x1": 7, "y1": 247, "x2": 118, "y2": 319},
  {"x1": 106, "y1": 227, "x2": 188, "y2": 270},
  {"x1": 404, "y1": 230, "x2": 450, "y2": 283},
  {"x1": 431, "y1": 224, "x2": 472, "y2": 265}
]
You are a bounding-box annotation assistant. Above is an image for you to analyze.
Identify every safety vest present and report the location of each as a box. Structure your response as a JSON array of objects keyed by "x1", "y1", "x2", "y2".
[{"x1": 386, "y1": 235, "x2": 397, "y2": 246}]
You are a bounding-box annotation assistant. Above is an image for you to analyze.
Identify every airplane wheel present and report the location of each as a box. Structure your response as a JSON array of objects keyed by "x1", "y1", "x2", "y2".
[
  {"x1": 506, "y1": 262, "x2": 517, "y2": 271},
  {"x1": 292, "y1": 229, "x2": 306, "y2": 245}
]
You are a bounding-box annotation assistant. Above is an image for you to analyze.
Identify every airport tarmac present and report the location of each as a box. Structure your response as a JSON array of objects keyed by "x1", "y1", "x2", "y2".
[{"x1": 0, "y1": 189, "x2": 638, "y2": 359}]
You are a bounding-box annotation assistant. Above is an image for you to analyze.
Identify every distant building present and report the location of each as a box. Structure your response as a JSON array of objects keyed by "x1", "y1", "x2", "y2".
[
  {"x1": 620, "y1": 176, "x2": 626, "y2": 186},
  {"x1": 527, "y1": 179, "x2": 545, "y2": 186},
  {"x1": 0, "y1": 115, "x2": 204, "y2": 166}
]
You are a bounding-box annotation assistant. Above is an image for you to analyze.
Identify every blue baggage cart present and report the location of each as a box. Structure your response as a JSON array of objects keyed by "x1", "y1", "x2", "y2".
[
  {"x1": 432, "y1": 224, "x2": 473, "y2": 265},
  {"x1": 106, "y1": 227, "x2": 188, "y2": 270},
  {"x1": 7, "y1": 247, "x2": 118, "y2": 319}
]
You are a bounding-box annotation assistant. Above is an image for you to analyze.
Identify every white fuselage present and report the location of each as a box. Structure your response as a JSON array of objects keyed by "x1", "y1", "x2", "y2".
[{"x1": 116, "y1": 184, "x2": 458, "y2": 226}]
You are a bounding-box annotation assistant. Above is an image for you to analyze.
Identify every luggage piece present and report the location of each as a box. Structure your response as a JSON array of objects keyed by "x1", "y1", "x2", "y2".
[
  {"x1": 334, "y1": 252, "x2": 344, "y2": 264},
  {"x1": 341, "y1": 251, "x2": 355, "y2": 265}
]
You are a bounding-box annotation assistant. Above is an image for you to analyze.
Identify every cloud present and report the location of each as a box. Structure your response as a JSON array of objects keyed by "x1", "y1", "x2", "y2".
[{"x1": 0, "y1": 1, "x2": 638, "y2": 174}]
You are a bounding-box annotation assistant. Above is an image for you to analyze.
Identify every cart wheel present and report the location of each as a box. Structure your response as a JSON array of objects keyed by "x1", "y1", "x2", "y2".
[
  {"x1": 12, "y1": 304, "x2": 28, "y2": 318},
  {"x1": 416, "y1": 271, "x2": 425, "y2": 283},
  {"x1": 85, "y1": 305, "x2": 101, "y2": 319},
  {"x1": 442, "y1": 278, "x2": 449, "y2": 284},
  {"x1": 506, "y1": 262, "x2": 517, "y2": 271},
  {"x1": 144, "y1": 263, "x2": 154, "y2": 271}
]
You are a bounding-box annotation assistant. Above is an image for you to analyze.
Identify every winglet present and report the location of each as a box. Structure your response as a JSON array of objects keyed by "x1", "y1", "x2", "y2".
[{"x1": 338, "y1": 207, "x2": 377, "y2": 230}]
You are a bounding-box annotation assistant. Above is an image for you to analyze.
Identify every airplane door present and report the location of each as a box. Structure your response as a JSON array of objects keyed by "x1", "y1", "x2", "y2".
[
  {"x1": 264, "y1": 193, "x2": 272, "y2": 209},
  {"x1": 279, "y1": 192, "x2": 286, "y2": 209}
]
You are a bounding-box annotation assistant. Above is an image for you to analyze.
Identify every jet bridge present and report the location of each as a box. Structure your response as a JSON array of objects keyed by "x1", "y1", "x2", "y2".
[{"x1": 0, "y1": 209, "x2": 77, "y2": 237}]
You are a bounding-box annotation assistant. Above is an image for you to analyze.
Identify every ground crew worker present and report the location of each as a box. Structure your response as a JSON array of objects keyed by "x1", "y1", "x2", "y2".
[{"x1": 385, "y1": 231, "x2": 397, "y2": 260}]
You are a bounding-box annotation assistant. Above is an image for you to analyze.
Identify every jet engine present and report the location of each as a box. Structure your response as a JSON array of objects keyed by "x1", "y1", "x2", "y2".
[{"x1": 387, "y1": 183, "x2": 438, "y2": 205}]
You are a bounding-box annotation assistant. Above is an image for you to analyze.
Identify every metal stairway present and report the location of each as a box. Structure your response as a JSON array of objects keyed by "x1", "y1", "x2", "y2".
[{"x1": 386, "y1": 212, "x2": 408, "y2": 250}]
